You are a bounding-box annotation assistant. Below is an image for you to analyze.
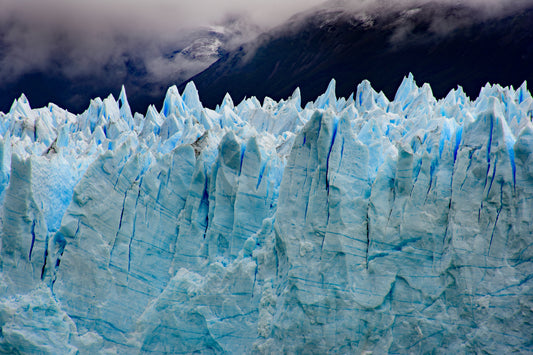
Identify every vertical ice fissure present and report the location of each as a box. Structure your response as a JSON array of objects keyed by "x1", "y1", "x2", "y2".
[
  {"x1": 366, "y1": 205, "x2": 370, "y2": 269},
  {"x1": 28, "y1": 220, "x2": 36, "y2": 261},
  {"x1": 110, "y1": 189, "x2": 129, "y2": 260},
  {"x1": 488, "y1": 182, "x2": 504, "y2": 254},
  {"x1": 128, "y1": 180, "x2": 143, "y2": 275},
  {"x1": 40, "y1": 233, "x2": 49, "y2": 280}
]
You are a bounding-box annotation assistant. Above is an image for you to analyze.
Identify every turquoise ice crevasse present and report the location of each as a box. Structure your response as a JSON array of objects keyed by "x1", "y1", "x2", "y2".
[{"x1": 0, "y1": 77, "x2": 532, "y2": 354}]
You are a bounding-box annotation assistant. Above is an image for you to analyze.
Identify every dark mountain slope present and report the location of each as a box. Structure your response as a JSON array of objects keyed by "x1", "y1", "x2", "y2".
[
  {"x1": 0, "y1": 19, "x2": 258, "y2": 114},
  {"x1": 181, "y1": 3, "x2": 533, "y2": 106}
]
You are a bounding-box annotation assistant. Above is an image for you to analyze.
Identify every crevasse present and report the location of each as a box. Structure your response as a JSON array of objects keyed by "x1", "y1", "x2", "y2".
[{"x1": 0, "y1": 76, "x2": 532, "y2": 354}]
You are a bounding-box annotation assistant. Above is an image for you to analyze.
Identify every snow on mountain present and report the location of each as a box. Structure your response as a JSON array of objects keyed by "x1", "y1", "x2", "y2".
[
  {"x1": 182, "y1": 3, "x2": 533, "y2": 111},
  {"x1": 0, "y1": 75, "x2": 532, "y2": 353}
]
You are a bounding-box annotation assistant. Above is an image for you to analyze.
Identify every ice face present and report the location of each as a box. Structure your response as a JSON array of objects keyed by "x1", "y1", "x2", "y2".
[{"x1": 0, "y1": 75, "x2": 532, "y2": 354}]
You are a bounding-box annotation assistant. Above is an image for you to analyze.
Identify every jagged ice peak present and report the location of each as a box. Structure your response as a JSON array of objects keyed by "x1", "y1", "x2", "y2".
[{"x1": 0, "y1": 75, "x2": 532, "y2": 354}]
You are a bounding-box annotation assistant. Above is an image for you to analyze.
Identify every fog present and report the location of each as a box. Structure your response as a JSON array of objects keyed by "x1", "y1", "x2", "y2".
[{"x1": 0, "y1": 0, "x2": 530, "y2": 112}]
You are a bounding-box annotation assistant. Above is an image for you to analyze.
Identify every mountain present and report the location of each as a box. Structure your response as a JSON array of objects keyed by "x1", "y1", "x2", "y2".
[
  {"x1": 0, "y1": 17, "x2": 259, "y2": 115},
  {"x1": 180, "y1": 2, "x2": 533, "y2": 107},
  {"x1": 0, "y1": 75, "x2": 532, "y2": 353}
]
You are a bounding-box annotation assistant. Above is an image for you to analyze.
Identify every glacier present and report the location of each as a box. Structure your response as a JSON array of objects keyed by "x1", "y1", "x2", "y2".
[{"x1": 0, "y1": 74, "x2": 532, "y2": 354}]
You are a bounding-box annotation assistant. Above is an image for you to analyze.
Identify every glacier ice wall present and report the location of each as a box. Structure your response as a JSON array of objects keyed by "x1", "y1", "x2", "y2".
[{"x1": 0, "y1": 75, "x2": 532, "y2": 354}]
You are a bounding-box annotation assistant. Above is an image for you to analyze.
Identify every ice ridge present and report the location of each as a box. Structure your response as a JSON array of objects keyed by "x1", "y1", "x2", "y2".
[{"x1": 0, "y1": 76, "x2": 532, "y2": 354}]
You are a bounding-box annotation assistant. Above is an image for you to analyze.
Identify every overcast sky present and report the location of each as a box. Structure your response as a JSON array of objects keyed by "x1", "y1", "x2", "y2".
[
  {"x1": 0, "y1": 0, "x2": 531, "y2": 112},
  {"x1": 0, "y1": 0, "x2": 332, "y2": 85},
  {"x1": 1, "y1": 0, "x2": 530, "y2": 80}
]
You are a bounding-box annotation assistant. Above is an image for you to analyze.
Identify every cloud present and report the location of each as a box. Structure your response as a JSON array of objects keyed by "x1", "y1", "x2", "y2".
[
  {"x1": 1, "y1": 0, "x2": 529, "y2": 80},
  {"x1": 340, "y1": 0, "x2": 533, "y2": 14},
  {"x1": 0, "y1": 0, "x2": 530, "y2": 112},
  {"x1": 0, "y1": 0, "x2": 329, "y2": 82}
]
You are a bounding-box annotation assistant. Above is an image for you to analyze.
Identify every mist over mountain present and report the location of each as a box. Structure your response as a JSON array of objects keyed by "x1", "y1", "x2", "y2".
[
  {"x1": 2, "y1": 1, "x2": 532, "y2": 115},
  {"x1": 182, "y1": 2, "x2": 533, "y2": 106},
  {"x1": 0, "y1": 17, "x2": 260, "y2": 114}
]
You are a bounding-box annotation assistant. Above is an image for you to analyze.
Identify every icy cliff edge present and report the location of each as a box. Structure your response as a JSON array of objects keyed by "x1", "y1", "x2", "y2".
[{"x1": 0, "y1": 76, "x2": 532, "y2": 353}]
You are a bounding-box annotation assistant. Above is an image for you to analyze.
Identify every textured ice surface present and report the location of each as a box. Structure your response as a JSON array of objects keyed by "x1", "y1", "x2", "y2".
[{"x1": 0, "y1": 76, "x2": 532, "y2": 353}]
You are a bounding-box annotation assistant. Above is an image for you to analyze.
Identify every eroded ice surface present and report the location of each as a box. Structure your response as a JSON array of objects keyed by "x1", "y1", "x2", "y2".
[{"x1": 0, "y1": 76, "x2": 532, "y2": 353}]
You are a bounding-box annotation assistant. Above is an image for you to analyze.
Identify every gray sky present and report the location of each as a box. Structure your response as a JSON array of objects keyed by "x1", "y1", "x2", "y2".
[
  {"x1": 0, "y1": 0, "x2": 531, "y2": 110},
  {"x1": 0, "y1": 0, "x2": 329, "y2": 83},
  {"x1": 1, "y1": 0, "x2": 529, "y2": 78}
]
